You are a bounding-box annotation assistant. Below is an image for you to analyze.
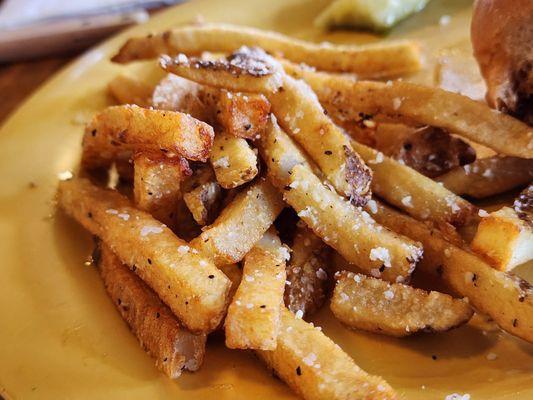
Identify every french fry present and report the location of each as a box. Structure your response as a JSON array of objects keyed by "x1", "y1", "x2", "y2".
[
  {"x1": 98, "y1": 244, "x2": 206, "y2": 377},
  {"x1": 370, "y1": 200, "x2": 533, "y2": 343},
  {"x1": 210, "y1": 131, "x2": 259, "y2": 189},
  {"x1": 284, "y1": 226, "x2": 330, "y2": 318},
  {"x1": 216, "y1": 90, "x2": 270, "y2": 139},
  {"x1": 163, "y1": 49, "x2": 373, "y2": 205},
  {"x1": 331, "y1": 272, "x2": 473, "y2": 337},
  {"x1": 160, "y1": 49, "x2": 284, "y2": 94},
  {"x1": 191, "y1": 178, "x2": 285, "y2": 266},
  {"x1": 261, "y1": 119, "x2": 422, "y2": 282},
  {"x1": 108, "y1": 74, "x2": 153, "y2": 107},
  {"x1": 256, "y1": 308, "x2": 396, "y2": 400},
  {"x1": 471, "y1": 207, "x2": 533, "y2": 271},
  {"x1": 350, "y1": 140, "x2": 478, "y2": 227},
  {"x1": 133, "y1": 152, "x2": 190, "y2": 227},
  {"x1": 282, "y1": 64, "x2": 533, "y2": 158},
  {"x1": 152, "y1": 73, "x2": 216, "y2": 122},
  {"x1": 436, "y1": 156, "x2": 533, "y2": 199},
  {"x1": 57, "y1": 178, "x2": 231, "y2": 333},
  {"x1": 82, "y1": 105, "x2": 214, "y2": 171},
  {"x1": 112, "y1": 22, "x2": 420, "y2": 78},
  {"x1": 225, "y1": 228, "x2": 288, "y2": 350},
  {"x1": 183, "y1": 176, "x2": 222, "y2": 226}
]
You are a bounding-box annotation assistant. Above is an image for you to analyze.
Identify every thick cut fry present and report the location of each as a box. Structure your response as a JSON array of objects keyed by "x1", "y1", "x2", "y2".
[
  {"x1": 82, "y1": 105, "x2": 214, "y2": 171},
  {"x1": 217, "y1": 90, "x2": 270, "y2": 139},
  {"x1": 436, "y1": 156, "x2": 533, "y2": 199},
  {"x1": 183, "y1": 178, "x2": 222, "y2": 226},
  {"x1": 331, "y1": 272, "x2": 473, "y2": 337},
  {"x1": 98, "y1": 244, "x2": 206, "y2": 377},
  {"x1": 160, "y1": 49, "x2": 283, "y2": 94},
  {"x1": 370, "y1": 201, "x2": 533, "y2": 343},
  {"x1": 256, "y1": 308, "x2": 396, "y2": 400},
  {"x1": 260, "y1": 119, "x2": 422, "y2": 282},
  {"x1": 284, "y1": 64, "x2": 533, "y2": 158},
  {"x1": 351, "y1": 140, "x2": 478, "y2": 227},
  {"x1": 471, "y1": 207, "x2": 533, "y2": 271},
  {"x1": 286, "y1": 164, "x2": 422, "y2": 282},
  {"x1": 284, "y1": 226, "x2": 330, "y2": 318},
  {"x1": 152, "y1": 73, "x2": 217, "y2": 122},
  {"x1": 191, "y1": 178, "x2": 285, "y2": 266},
  {"x1": 133, "y1": 152, "x2": 190, "y2": 227},
  {"x1": 113, "y1": 22, "x2": 420, "y2": 78},
  {"x1": 210, "y1": 131, "x2": 259, "y2": 189},
  {"x1": 108, "y1": 74, "x2": 153, "y2": 107},
  {"x1": 225, "y1": 229, "x2": 287, "y2": 350},
  {"x1": 57, "y1": 178, "x2": 231, "y2": 333}
]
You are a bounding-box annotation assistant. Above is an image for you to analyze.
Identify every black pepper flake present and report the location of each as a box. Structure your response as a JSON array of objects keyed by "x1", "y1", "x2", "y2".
[
  {"x1": 28, "y1": 182, "x2": 37, "y2": 189},
  {"x1": 156, "y1": 312, "x2": 160, "y2": 318},
  {"x1": 471, "y1": 273, "x2": 477, "y2": 282},
  {"x1": 163, "y1": 357, "x2": 168, "y2": 362},
  {"x1": 403, "y1": 142, "x2": 412, "y2": 151},
  {"x1": 91, "y1": 129, "x2": 97, "y2": 137},
  {"x1": 431, "y1": 355, "x2": 437, "y2": 360},
  {"x1": 296, "y1": 366, "x2": 302, "y2": 376},
  {"x1": 519, "y1": 296, "x2": 525, "y2": 302},
  {"x1": 147, "y1": 191, "x2": 153, "y2": 196},
  {"x1": 379, "y1": 265, "x2": 386, "y2": 273},
  {"x1": 118, "y1": 298, "x2": 122, "y2": 305},
  {"x1": 260, "y1": 305, "x2": 266, "y2": 308},
  {"x1": 132, "y1": 265, "x2": 137, "y2": 272},
  {"x1": 513, "y1": 319, "x2": 518, "y2": 327},
  {"x1": 147, "y1": 258, "x2": 152, "y2": 265},
  {"x1": 436, "y1": 265, "x2": 444, "y2": 276},
  {"x1": 272, "y1": 157, "x2": 275, "y2": 162},
  {"x1": 208, "y1": 274, "x2": 215, "y2": 279},
  {"x1": 244, "y1": 124, "x2": 252, "y2": 131},
  {"x1": 185, "y1": 301, "x2": 189, "y2": 305},
  {"x1": 284, "y1": 185, "x2": 292, "y2": 191},
  {"x1": 87, "y1": 212, "x2": 93, "y2": 218},
  {"x1": 324, "y1": 150, "x2": 333, "y2": 155}
]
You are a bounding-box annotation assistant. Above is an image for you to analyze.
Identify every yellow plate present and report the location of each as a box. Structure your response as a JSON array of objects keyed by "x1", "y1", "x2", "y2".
[{"x1": 0, "y1": 0, "x2": 531, "y2": 399}]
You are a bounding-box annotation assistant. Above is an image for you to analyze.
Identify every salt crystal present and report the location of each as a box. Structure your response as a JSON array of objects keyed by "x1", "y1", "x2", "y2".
[
  {"x1": 439, "y1": 15, "x2": 451, "y2": 26},
  {"x1": 392, "y1": 98, "x2": 402, "y2": 110},
  {"x1": 367, "y1": 199, "x2": 378, "y2": 214},
  {"x1": 177, "y1": 245, "x2": 190, "y2": 254},
  {"x1": 140, "y1": 225, "x2": 164, "y2": 237},
  {"x1": 383, "y1": 290, "x2": 394, "y2": 300},
  {"x1": 295, "y1": 310, "x2": 304, "y2": 319},
  {"x1": 57, "y1": 170, "x2": 73, "y2": 181},
  {"x1": 212, "y1": 156, "x2": 230, "y2": 168},
  {"x1": 486, "y1": 352, "x2": 497, "y2": 361},
  {"x1": 401, "y1": 195, "x2": 413, "y2": 208},
  {"x1": 370, "y1": 247, "x2": 391, "y2": 268}
]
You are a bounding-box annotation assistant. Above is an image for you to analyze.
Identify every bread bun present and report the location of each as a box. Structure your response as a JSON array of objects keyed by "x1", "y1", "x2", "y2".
[{"x1": 471, "y1": 0, "x2": 532, "y2": 124}]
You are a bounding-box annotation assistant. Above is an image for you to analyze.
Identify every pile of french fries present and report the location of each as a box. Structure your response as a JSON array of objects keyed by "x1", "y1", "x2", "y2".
[{"x1": 57, "y1": 23, "x2": 533, "y2": 399}]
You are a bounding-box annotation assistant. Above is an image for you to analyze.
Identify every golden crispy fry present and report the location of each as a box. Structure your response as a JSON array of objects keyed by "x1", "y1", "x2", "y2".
[
  {"x1": 82, "y1": 105, "x2": 214, "y2": 171},
  {"x1": 98, "y1": 244, "x2": 206, "y2": 377},
  {"x1": 261, "y1": 119, "x2": 422, "y2": 282},
  {"x1": 370, "y1": 200, "x2": 533, "y2": 343},
  {"x1": 283, "y1": 64, "x2": 533, "y2": 158},
  {"x1": 160, "y1": 49, "x2": 283, "y2": 94},
  {"x1": 210, "y1": 131, "x2": 259, "y2": 189},
  {"x1": 57, "y1": 178, "x2": 231, "y2": 333},
  {"x1": 133, "y1": 152, "x2": 190, "y2": 227},
  {"x1": 256, "y1": 308, "x2": 396, "y2": 400},
  {"x1": 152, "y1": 73, "x2": 217, "y2": 122},
  {"x1": 183, "y1": 177, "x2": 222, "y2": 226},
  {"x1": 287, "y1": 164, "x2": 422, "y2": 282},
  {"x1": 108, "y1": 74, "x2": 153, "y2": 107},
  {"x1": 350, "y1": 140, "x2": 478, "y2": 227},
  {"x1": 471, "y1": 207, "x2": 533, "y2": 271},
  {"x1": 436, "y1": 156, "x2": 533, "y2": 199},
  {"x1": 331, "y1": 272, "x2": 473, "y2": 337},
  {"x1": 284, "y1": 226, "x2": 330, "y2": 318},
  {"x1": 113, "y1": 22, "x2": 420, "y2": 77},
  {"x1": 217, "y1": 90, "x2": 270, "y2": 139},
  {"x1": 225, "y1": 228, "x2": 287, "y2": 350},
  {"x1": 191, "y1": 178, "x2": 285, "y2": 266}
]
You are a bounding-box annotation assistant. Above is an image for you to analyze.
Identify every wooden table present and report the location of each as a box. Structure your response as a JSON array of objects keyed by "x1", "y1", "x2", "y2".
[{"x1": 0, "y1": 55, "x2": 76, "y2": 124}]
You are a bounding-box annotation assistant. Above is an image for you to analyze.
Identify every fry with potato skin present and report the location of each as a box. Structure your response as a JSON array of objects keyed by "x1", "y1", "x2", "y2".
[
  {"x1": 256, "y1": 308, "x2": 396, "y2": 400},
  {"x1": 183, "y1": 179, "x2": 222, "y2": 226},
  {"x1": 260, "y1": 119, "x2": 422, "y2": 283},
  {"x1": 350, "y1": 140, "x2": 478, "y2": 227},
  {"x1": 283, "y1": 63, "x2": 533, "y2": 158},
  {"x1": 225, "y1": 229, "x2": 287, "y2": 350},
  {"x1": 191, "y1": 178, "x2": 285, "y2": 266},
  {"x1": 436, "y1": 156, "x2": 533, "y2": 199},
  {"x1": 98, "y1": 244, "x2": 206, "y2": 377},
  {"x1": 133, "y1": 152, "x2": 190, "y2": 227},
  {"x1": 82, "y1": 105, "x2": 214, "y2": 170},
  {"x1": 370, "y1": 200, "x2": 533, "y2": 343},
  {"x1": 113, "y1": 22, "x2": 420, "y2": 78},
  {"x1": 471, "y1": 207, "x2": 533, "y2": 271},
  {"x1": 210, "y1": 131, "x2": 259, "y2": 189},
  {"x1": 57, "y1": 178, "x2": 231, "y2": 333},
  {"x1": 331, "y1": 272, "x2": 473, "y2": 337}
]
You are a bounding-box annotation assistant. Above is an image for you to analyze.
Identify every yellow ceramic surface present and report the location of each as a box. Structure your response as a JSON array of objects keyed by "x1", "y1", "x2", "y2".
[{"x1": 0, "y1": 0, "x2": 531, "y2": 399}]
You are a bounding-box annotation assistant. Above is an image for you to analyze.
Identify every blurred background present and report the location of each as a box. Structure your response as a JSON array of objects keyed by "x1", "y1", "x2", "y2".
[{"x1": 0, "y1": 0, "x2": 185, "y2": 122}]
